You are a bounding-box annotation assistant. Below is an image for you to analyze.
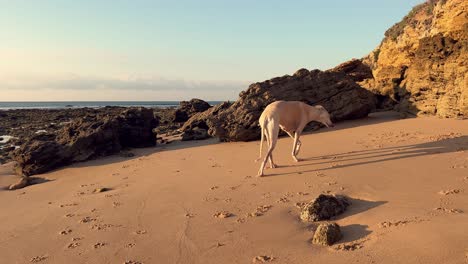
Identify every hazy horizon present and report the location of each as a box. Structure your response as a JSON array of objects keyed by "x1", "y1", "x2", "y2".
[{"x1": 1, "y1": 0, "x2": 422, "y2": 101}]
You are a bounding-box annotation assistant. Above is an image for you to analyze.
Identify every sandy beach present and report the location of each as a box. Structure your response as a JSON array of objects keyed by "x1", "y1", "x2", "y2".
[{"x1": 1, "y1": 112, "x2": 467, "y2": 264}]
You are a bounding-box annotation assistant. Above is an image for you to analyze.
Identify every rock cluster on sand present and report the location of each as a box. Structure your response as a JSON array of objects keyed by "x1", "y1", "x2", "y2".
[
  {"x1": 182, "y1": 63, "x2": 377, "y2": 142},
  {"x1": 300, "y1": 194, "x2": 350, "y2": 222},
  {"x1": 13, "y1": 108, "x2": 158, "y2": 176},
  {"x1": 312, "y1": 222, "x2": 342, "y2": 246}
]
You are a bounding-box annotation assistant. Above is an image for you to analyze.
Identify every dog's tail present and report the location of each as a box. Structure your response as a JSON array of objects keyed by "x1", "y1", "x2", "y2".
[{"x1": 255, "y1": 126, "x2": 265, "y2": 162}]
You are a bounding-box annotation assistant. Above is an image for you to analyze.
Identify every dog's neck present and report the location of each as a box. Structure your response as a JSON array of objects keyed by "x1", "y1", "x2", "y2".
[{"x1": 305, "y1": 105, "x2": 321, "y2": 123}]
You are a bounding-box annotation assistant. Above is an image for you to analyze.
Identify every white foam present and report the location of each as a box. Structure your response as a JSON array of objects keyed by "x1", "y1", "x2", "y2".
[{"x1": 35, "y1": 130, "x2": 47, "y2": 134}]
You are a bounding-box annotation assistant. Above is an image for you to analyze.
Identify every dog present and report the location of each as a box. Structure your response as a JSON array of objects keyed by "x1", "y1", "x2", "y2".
[{"x1": 256, "y1": 101, "x2": 334, "y2": 177}]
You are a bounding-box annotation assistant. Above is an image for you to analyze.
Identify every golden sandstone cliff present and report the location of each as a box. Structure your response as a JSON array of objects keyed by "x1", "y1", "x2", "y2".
[{"x1": 361, "y1": 0, "x2": 467, "y2": 118}]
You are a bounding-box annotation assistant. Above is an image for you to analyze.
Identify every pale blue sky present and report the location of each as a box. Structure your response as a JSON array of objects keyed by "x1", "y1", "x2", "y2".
[{"x1": 0, "y1": 0, "x2": 421, "y2": 101}]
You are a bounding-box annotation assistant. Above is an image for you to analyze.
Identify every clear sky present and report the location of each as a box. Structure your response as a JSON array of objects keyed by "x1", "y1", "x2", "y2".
[{"x1": 0, "y1": 0, "x2": 422, "y2": 101}]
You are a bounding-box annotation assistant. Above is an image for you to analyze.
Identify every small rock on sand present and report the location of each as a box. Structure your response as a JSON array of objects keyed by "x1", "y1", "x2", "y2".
[
  {"x1": 93, "y1": 187, "x2": 111, "y2": 193},
  {"x1": 300, "y1": 194, "x2": 350, "y2": 222},
  {"x1": 312, "y1": 222, "x2": 342, "y2": 246},
  {"x1": 252, "y1": 255, "x2": 274, "y2": 263}
]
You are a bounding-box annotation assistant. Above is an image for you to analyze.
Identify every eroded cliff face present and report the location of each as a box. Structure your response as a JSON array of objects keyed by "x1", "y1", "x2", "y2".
[{"x1": 361, "y1": 0, "x2": 467, "y2": 118}]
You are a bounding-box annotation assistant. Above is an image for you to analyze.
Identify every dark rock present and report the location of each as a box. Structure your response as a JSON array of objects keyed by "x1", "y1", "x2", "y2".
[
  {"x1": 181, "y1": 127, "x2": 209, "y2": 141},
  {"x1": 300, "y1": 194, "x2": 350, "y2": 222},
  {"x1": 181, "y1": 102, "x2": 232, "y2": 140},
  {"x1": 312, "y1": 222, "x2": 342, "y2": 246},
  {"x1": 204, "y1": 66, "x2": 376, "y2": 142},
  {"x1": 13, "y1": 108, "x2": 158, "y2": 176},
  {"x1": 173, "y1": 110, "x2": 189, "y2": 123},
  {"x1": 14, "y1": 140, "x2": 69, "y2": 176},
  {"x1": 173, "y1": 99, "x2": 211, "y2": 122}
]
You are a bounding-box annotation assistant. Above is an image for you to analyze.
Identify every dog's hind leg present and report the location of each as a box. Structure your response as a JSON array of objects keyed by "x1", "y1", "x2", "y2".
[
  {"x1": 258, "y1": 120, "x2": 279, "y2": 177},
  {"x1": 255, "y1": 127, "x2": 265, "y2": 162}
]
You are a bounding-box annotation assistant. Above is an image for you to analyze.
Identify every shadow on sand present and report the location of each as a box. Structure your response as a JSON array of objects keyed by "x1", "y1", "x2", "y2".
[
  {"x1": 265, "y1": 135, "x2": 468, "y2": 177},
  {"x1": 339, "y1": 224, "x2": 372, "y2": 243}
]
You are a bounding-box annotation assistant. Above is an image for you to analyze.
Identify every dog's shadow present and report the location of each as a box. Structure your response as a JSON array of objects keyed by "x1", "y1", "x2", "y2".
[{"x1": 266, "y1": 135, "x2": 468, "y2": 176}]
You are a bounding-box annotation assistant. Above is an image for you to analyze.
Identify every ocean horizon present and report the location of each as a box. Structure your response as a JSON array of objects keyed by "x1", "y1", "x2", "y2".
[{"x1": 0, "y1": 101, "x2": 225, "y2": 110}]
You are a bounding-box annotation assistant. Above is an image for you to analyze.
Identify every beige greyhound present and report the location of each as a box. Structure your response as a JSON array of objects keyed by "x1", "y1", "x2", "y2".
[{"x1": 256, "y1": 101, "x2": 334, "y2": 177}]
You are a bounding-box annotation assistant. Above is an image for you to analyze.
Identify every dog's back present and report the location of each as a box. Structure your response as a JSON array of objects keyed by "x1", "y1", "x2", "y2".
[{"x1": 260, "y1": 101, "x2": 307, "y2": 132}]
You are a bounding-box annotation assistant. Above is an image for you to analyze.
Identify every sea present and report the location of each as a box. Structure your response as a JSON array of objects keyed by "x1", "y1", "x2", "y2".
[{"x1": 0, "y1": 101, "x2": 224, "y2": 110}]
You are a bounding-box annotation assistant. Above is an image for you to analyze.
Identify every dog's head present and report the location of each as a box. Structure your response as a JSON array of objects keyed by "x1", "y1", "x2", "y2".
[{"x1": 315, "y1": 105, "x2": 334, "y2": 128}]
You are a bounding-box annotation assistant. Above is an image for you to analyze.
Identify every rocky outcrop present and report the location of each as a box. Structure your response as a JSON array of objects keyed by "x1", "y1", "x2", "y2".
[
  {"x1": 312, "y1": 222, "x2": 342, "y2": 246},
  {"x1": 180, "y1": 102, "x2": 233, "y2": 140},
  {"x1": 182, "y1": 65, "x2": 377, "y2": 142},
  {"x1": 173, "y1": 99, "x2": 211, "y2": 122},
  {"x1": 300, "y1": 194, "x2": 350, "y2": 222},
  {"x1": 13, "y1": 108, "x2": 158, "y2": 176},
  {"x1": 361, "y1": 0, "x2": 467, "y2": 118}
]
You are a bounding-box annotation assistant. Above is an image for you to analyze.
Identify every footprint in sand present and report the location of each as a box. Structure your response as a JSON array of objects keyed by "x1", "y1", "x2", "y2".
[
  {"x1": 210, "y1": 186, "x2": 219, "y2": 190},
  {"x1": 93, "y1": 242, "x2": 107, "y2": 249},
  {"x1": 433, "y1": 207, "x2": 463, "y2": 214},
  {"x1": 438, "y1": 189, "x2": 462, "y2": 195},
  {"x1": 125, "y1": 243, "x2": 136, "y2": 248},
  {"x1": 30, "y1": 256, "x2": 47, "y2": 262},
  {"x1": 124, "y1": 261, "x2": 142, "y2": 264},
  {"x1": 67, "y1": 242, "x2": 80, "y2": 249},
  {"x1": 60, "y1": 202, "x2": 78, "y2": 208},
  {"x1": 277, "y1": 196, "x2": 291, "y2": 203},
  {"x1": 60, "y1": 229, "x2": 72, "y2": 235},
  {"x1": 248, "y1": 205, "x2": 272, "y2": 217},
  {"x1": 91, "y1": 223, "x2": 115, "y2": 231},
  {"x1": 316, "y1": 172, "x2": 326, "y2": 177},
  {"x1": 294, "y1": 202, "x2": 307, "y2": 209},
  {"x1": 213, "y1": 211, "x2": 233, "y2": 218},
  {"x1": 134, "y1": 230, "x2": 147, "y2": 235},
  {"x1": 185, "y1": 213, "x2": 195, "y2": 218},
  {"x1": 80, "y1": 217, "x2": 97, "y2": 223},
  {"x1": 379, "y1": 217, "x2": 425, "y2": 228},
  {"x1": 252, "y1": 255, "x2": 275, "y2": 263},
  {"x1": 236, "y1": 218, "x2": 246, "y2": 223},
  {"x1": 64, "y1": 213, "x2": 75, "y2": 218},
  {"x1": 113, "y1": 202, "x2": 122, "y2": 207},
  {"x1": 333, "y1": 238, "x2": 369, "y2": 251}
]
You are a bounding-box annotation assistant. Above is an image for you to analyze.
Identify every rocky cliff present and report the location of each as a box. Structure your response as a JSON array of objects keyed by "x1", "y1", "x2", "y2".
[{"x1": 361, "y1": 0, "x2": 467, "y2": 117}]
